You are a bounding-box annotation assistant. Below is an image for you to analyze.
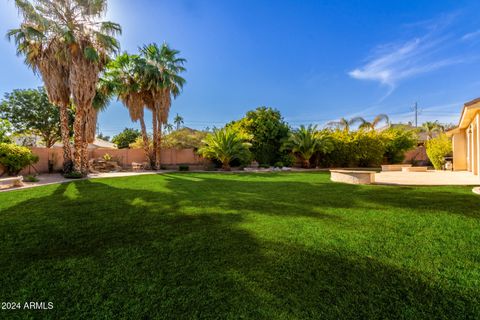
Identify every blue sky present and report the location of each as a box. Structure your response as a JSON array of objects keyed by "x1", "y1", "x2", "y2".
[{"x1": 2, "y1": 0, "x2": 480, "y2": 136}]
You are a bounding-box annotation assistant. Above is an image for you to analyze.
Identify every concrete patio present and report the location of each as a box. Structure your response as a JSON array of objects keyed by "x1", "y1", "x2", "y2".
[{"x1": 375, "y1": 170, "x2": 480, "y2": 186}]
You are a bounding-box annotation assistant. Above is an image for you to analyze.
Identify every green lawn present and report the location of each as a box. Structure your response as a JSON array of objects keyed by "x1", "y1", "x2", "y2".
[{"x1": 0, "y1": 172, "x2": 479, "y2": 319}]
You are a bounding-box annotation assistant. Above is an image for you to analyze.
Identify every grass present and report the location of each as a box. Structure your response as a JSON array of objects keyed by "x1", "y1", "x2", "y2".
[{"x1": 0, "y1": 172, "x2": 479, "y2": 319}]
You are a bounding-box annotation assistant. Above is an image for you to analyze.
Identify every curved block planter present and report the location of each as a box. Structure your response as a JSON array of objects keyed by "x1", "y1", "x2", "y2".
[
  {"x1": 330, "y1": 170, "x2": 375, "y2": 185},
  {"x1": 381, "y1": 164, "x2": 412, "y2": 171},
  {"x1": 401, "y1": 166, "x2": 428, "y2": 172},
  {"x1": 473, "y1": 187, "x2": 480, "y2": 195}
]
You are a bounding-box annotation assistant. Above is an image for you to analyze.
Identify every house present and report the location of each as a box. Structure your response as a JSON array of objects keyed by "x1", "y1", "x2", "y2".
[
  {"x1": 446, "y1": 98, "x2": 480, "y2": 177},
  {"x1": 53, "y1": 138, "x2": 117, "y2": 150}
]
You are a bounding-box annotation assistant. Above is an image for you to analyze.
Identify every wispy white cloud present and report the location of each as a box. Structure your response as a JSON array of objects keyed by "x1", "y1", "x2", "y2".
[
  {"x1": 349, "y1": 37, "x2": 463, "y2": 96},
  {"x1": 461, "y1": 30, "x2": 480, "y2": 41},
  {"x1": 348, "y1": 16, "x2": 468, "y2": 99}
]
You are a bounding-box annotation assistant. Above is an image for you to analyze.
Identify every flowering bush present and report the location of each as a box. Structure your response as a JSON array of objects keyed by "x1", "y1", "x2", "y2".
[
  {"x1": 0, "y1": 143, "x2": 39, "y2": 176},
  {"x1": 426, "y1": 134, "x2": 452, "y2": 169}
]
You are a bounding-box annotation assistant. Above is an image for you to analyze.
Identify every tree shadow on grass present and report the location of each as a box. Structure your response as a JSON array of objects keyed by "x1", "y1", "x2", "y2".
[
  {"x1": 0, "y1": 174, "x2": 479, "y2": 318},
  {"x1": 157, "y1": 172, "x2": 480, "y2": 219}
]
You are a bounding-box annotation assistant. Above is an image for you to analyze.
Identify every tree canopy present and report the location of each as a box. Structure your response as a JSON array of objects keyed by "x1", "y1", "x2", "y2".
[
  {"x1": 0, "y1": 120, "x2": 13, "y2": 144},
  {"x1": 0, "y1": 87, "x2": 74, "y2": 147},
  {"x1": 112, "y1": 128, "x2": 142, "y2": 149},
  {"x1": 229, "y1": 107, "x2": 290, "y2": 165}
]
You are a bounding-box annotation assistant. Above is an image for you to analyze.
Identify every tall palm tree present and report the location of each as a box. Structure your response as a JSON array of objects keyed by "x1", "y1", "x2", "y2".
[
  {"x1": 164, "y1": 123, "x2": 174, "y2": 133},
  {"x1": 8, "y1": 0, "x2": 121, "y2": 175},
  {"x1": 140, "y1": 43, "x2": 186, "y2": 169},
  {"x1": 327, "y1": 117, "x2": 366, "y2": 132},
  {"x1": 7, "y1": 11, "x2": 73, "y2": 172},
  {"x1": 422, "y1": 121, "x2": 444, "y2": 140},
  {"x1": 282, "y1": 125, "x2": 333, "y2": 168},
  {"x1": 100, "y1": 53, "x2": 152, "y2": 165},
  {"x1": 173, "y1": 113, "x2": 184, "y2": 130},
  {"x1": 359, "y1": 114, "x2": 390, "y2": 131}
]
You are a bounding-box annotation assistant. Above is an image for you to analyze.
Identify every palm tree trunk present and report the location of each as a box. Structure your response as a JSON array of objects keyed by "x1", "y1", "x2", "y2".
[
  {"x1": 155, "y1": 121, "x2": 162, "y2": 170},
  {"x1": 151, "y1": 108, "x2": 158, "y2": 169},
  {"x1": 59, "y1": 103, "x2": 73, "y2": 172},
  {"x1": 73, "y1": 108, "x2": 86, "y2": 174},
  {"x1": 81, "y1": 136, "x2": 89, "y2": 175},
  {"x1": 139, "y1": 116, "x2": 151, "y2": 167},
  {"x1": 303, "y1": 159, "x2": 310, "y2": 168},
  {"x1": 222, "y1": 161, "x2": 231, "y2": 171}
]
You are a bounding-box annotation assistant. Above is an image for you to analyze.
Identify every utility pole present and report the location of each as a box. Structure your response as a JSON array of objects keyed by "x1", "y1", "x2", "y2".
[{"x1": 412, "y1": 102, "x2": 419, "y2": 127}]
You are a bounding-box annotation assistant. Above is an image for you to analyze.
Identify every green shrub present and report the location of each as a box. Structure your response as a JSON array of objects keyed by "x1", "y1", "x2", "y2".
[
  {"x1": 318, "y1": 130, "x2": 351, "y2": 167},
  {"x1": 274, "y1": 162, "x2": 284, "y2": 168},
  {"x1": 279, "y1": 153, "x2": 296, "y2": 167},
  {"x1": 0, "y1": 143, "x2": 39, "y2": 176},
  {"x1": 383, "y1": 127, "x2": 417, "y2": 164},
  {"x1": 282, "y1": 125, "x2": 334, "y2": 168},
  {"x1": 198, "y1": 127, "x2": 251, "y2": 170},
  {"x1": 24, "y1": 174, "x2": 39, "y2": 182},
  {"x1": 318, "y1": 128, "x2": 415, "y2": 168},
  {"x1": 259, "y1": 163, "x2": 270, "y2": 168},
  {"x1": 64, "y1": 171, "x2": 84, "y2": 179},
  {"x1": 426, "y1": 134, "x2": 452, "y2": 169},
  {"x1": 351, "y1": 131, "x2": 385, "y2": 167},
  {"x1": 178, "y1": 165, "x2": 189, "y2": 171}
]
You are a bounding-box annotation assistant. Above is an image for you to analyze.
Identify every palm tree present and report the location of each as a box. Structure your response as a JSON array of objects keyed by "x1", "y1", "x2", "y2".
[
  {"x1": 327, "y1": 117, "x2": 366, "y2": 132},
  {"x1": 7, "y1": 10, "x2": 73, "y2": 172},
  {"x1": 282, "y1": 125, "x2": 333, "y2": 168},
  {"x1": 164, "y1": 123, "x2": 174, "y2": 133},
  {"x1": 140, "y1": 43, "x2": 186, "y2": 169},
  {"x1": 422, "y1": 121, "x2": 444, "y2": 140},
  {"x1": 174, "y1": 113, "x2": 184, "y2": 130},
  {"x1": 8, "y1": 0, "x2": 121, "y2": 175},
  {"x1": 100, "y1": 53, "x2": 152, "y2": 165},
  {"x1": 359, "y1": 114, "x2": 390, "y2": 131},
  {"x1": 198, "y1": 127, "x2": 251, "y2": 170}
]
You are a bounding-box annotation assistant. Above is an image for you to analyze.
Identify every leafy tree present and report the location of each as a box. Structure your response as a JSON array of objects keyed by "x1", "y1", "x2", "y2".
[
  {"x1": 0, "y1": 120, "x2": 12, "y2": 144},
  {"x1": 0, "y1": 87, "x2": 74, "y2": 147},
  {"x1": 173, "y1": 114, "x2": 184, "y2": 130},
  {"x1": 229, "y1": 107, "x2": 290, "y2": 165},
  {"x1": 282, "y1": 125, "x2": 334, "y2": 168},
  {"x1": 426, "y1": 133, "x2": 452, "y2": 169},
  {"x1": 0, "y1": 143, "x2": 39, "y2": 176},
  {"x1": 198, "y1": 127, "x2": 251, "y2": 170},
  {"x1": 162, "y1": 128, "x2": 208, "y2": 149},
  {"x1": 112, "y1": 128, "x2": 141, "y2": 149}
]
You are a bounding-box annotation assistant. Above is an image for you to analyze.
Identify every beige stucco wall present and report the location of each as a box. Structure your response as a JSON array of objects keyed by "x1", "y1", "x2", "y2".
[
  {"x1": 452, "y1": 130, "x2": 467, "y2": 171},
  {"x1": 21, "y1": 147, "x2": 204, "y2": 174}
]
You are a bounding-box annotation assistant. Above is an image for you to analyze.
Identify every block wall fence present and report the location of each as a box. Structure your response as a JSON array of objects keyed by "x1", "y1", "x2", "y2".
[{"x1": 20, "y1": 147, "x2": 206, "y2": 174}]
